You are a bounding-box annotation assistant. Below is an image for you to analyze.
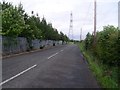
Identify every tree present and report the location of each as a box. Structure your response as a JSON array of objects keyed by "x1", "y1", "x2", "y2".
[
  {"x1": 1, "y1": 1, "x2": 69, "y2": 46},
  {"x1": 2, "y1": 1, "x2": 25, "y2": 37},
  {"x1": 85, "y1": 32, "x2": 93, "y2": 50}
]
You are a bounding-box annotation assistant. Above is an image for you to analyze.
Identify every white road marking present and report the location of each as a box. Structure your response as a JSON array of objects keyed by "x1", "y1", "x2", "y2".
[
  {"x1": 60, "y1": 50, "x2": 64, "y2": 52},
  {"x1": 48, "y1": 53, "x2": 58, "y2": 59},
  {"x1": 0, "y1": 64, "x2": 37, "y2": 86}
]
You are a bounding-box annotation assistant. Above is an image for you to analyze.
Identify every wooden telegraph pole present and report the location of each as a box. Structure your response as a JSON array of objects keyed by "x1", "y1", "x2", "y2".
[
  {"x1": 93, "y1": 0, "x2": 97, "y2": 46},
  {"x1": 80, "y1": 28, "x2": 82, "y2": 41}
]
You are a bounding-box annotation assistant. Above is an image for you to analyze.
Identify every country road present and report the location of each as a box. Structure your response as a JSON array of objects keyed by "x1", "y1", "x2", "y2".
[{"x1": 2, "y1": 44, "x2": 99, "y2": 88}]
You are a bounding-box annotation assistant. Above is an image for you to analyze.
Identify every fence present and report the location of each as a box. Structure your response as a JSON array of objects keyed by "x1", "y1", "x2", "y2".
[{"x1": 2, "y1": 36, "x2": 64, "y2": 55}]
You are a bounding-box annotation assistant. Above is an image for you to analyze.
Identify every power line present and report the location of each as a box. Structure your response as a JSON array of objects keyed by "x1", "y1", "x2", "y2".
[
  {"x1": 82, "y1": 2, "x2": 92, "y2": 27},
  {"x1": 80, "y1": 2, "x2": 93, "y2": 40}
]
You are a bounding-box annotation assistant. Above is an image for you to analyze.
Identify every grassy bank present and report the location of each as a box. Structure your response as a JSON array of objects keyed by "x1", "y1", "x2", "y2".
[{"x1": 78, "y1": 42, "x2": 119, "y2": 88}]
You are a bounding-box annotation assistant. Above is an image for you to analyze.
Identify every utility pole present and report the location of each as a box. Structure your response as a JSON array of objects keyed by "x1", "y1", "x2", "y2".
[
  {"x1": 93, "y1": 0, "x2": 97, "y2": 45},
  {"x1": 68, "y1": 12, "x2": 73, "y2": 40},
  {"x1": 80, "y1": 28, "x2": 82, "y2": 41},
  {"x1": 118, "y1": 1, "x2": 120, "y2": 29}
]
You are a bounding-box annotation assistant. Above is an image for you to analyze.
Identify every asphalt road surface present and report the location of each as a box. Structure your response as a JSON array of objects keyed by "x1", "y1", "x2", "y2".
[{"x1": 2, "y1": 44, "x2": 99, "y2": 88}]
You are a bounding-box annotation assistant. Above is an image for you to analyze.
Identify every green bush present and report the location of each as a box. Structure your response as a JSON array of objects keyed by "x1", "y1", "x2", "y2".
[
  {"x1": 82, "y1": 25, "x2": 119, "y2": 88},
  {"x1": 79, "y1": 42, "x2": 119, "y2": 88},
  {"x1": 85, "y1": 25, "x2": 119, "y2": 67}
]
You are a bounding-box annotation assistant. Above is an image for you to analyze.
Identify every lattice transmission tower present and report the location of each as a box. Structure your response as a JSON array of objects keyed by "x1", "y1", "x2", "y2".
[{"x1": 68, "y1": 12, "x2": 73, "y2": 40}]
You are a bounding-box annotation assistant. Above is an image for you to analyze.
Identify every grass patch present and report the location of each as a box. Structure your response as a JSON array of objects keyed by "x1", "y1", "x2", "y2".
[
  {"x1": 78, "y1": 42, "x2": 119, "y2": 88},
  {"x1": 68, "y1": 42, "x2": 74, "y2": 45}
]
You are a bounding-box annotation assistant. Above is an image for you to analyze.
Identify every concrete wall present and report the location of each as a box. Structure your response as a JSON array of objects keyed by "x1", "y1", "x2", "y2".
[
  {"x1": 2, "y1": 36, "x2": 64, "y2": 55},
  {"x1": 2, "y1": 37, "x2": 28, "y2": 55}
]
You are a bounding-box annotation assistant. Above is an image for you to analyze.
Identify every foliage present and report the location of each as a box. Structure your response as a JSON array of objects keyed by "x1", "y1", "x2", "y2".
[
  {"x1": 82, "y1": 25, "x2": 120, "y2": 88},
  {"x1": 84, "y1": 32, "x2": 94, "y2": 50},
  {"x1": 84, "y1": 25, "x2": 119, "y2": 67},
  {"x1": 2, "y1": 1, "x2": 25, "y2": 37},
  {"x1": 1, "y1": 1, "x2": 69, "y2": 42},
  {"x1": 79, "y1": 42, "x2": 119, "y2": 88}
]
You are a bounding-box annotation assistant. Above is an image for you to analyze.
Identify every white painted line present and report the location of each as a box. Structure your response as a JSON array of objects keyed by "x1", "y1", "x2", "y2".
[
  {"x1": 0, "y1": 64, "x2": 37, "y2": 86},
  {"x1": 60, "y1": 50, "x2": 64, "y2": 52},
  {"x1": 48, "y1": 53, "x2": 58, "y2": 59}
]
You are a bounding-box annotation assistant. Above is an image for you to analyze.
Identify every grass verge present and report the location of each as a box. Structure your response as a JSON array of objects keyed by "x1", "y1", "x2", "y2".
[{"x1": 78, "y1": 42, "x2": 119, "y2": 88}]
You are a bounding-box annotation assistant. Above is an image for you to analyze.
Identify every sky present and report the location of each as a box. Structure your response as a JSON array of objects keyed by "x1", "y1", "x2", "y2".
[{"x1": 1, "y1": 0, "x2": 120, "y2": 40}]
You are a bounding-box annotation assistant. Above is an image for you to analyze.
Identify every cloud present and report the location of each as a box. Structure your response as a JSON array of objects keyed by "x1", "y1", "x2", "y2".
[{"x1": 4, "y1": 0, "x2": 119, "y2": 40}]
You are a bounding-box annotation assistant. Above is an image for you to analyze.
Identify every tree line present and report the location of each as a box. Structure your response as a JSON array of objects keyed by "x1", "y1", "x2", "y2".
[{"x1": 1, "y1": 1, "x2": 69, "y2": 43}]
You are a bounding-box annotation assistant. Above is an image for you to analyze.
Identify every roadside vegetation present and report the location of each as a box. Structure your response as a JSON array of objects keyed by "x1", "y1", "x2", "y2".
[{"x1": 79, "y1": 25, "x2": 119, "y2": 88}]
